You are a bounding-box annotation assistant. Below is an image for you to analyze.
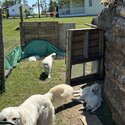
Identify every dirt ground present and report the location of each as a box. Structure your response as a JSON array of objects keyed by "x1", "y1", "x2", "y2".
[{"x1": 55, "y1": 83, "x2": 116, "y2": 125}]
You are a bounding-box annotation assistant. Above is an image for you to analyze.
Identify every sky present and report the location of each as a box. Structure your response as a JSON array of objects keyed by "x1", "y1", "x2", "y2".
[{"x1": 27, "y1": 0, "x2": 49, "y2": 14}]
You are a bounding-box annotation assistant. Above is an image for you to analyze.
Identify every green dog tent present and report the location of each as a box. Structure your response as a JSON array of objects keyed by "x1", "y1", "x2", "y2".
[
  {"x1": 23, "y1": 40, "x2": 64, "y2": 58},
  {"x1": 5, "y1": 40, "x2": 65, "y2": 71}
]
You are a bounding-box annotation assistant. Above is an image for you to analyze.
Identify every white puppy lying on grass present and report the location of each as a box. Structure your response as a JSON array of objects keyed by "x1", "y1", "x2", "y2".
[
  {"x1": 42, "y1": 53, "x2": 56, "y2": 78},
  {"x1": 48, "y1": 84, "x2": 74, "y2": 107},
  {"x1": 0, "y1": 94, "x2": 55, "y2": 125}
]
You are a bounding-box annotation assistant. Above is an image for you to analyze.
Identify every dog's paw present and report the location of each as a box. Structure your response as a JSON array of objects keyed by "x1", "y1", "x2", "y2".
[{"x1": 79, "y1": 107, "x2": 86, "y2": 111}]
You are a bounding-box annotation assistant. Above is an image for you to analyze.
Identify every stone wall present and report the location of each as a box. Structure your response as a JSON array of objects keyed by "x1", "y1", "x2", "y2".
[
  {"x1": 96, "y1": 0, "x2": 125, "y2": 125},
  {"x1": 0, "y1": 9, "x2": 5, "y2": 93}
]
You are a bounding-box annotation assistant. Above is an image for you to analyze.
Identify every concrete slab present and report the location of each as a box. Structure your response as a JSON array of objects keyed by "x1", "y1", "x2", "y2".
[{"x1": 80, "y1": 115, "x2": 104, "y2": 125}]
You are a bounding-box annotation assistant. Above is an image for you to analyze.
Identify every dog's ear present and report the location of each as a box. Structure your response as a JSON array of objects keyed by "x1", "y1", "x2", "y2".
[{"x1": 18, "y1": 109, "x2": 27, "y2": 125}]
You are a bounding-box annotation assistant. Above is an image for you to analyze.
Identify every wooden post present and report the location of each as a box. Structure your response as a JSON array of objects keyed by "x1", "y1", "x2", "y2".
[
  {"x1": 66, "y1": 30, "x2": 72, "y2": 84},
  {"x1": 19, "y1": 0, "x2": 23, "y2": 23},
  {"x1": 84, "y1": 31, "x2": 89, "y2": 58},
  {"x1": 0, "y1": 9, "x2": 5, "y2": 93},
  {"x1": 83, "y1": 31, "x2": 89, "y2": 76}
]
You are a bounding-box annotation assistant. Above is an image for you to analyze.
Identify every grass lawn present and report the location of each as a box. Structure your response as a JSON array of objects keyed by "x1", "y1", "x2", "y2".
[{"x1": 1, "y1": 16, "x2": 93, "y2": 125}]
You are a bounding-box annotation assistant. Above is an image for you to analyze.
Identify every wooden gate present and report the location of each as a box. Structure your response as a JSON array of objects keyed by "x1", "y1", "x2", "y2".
[{"x1": 66, "y1": 28, "x2": 105, "y2": 85}]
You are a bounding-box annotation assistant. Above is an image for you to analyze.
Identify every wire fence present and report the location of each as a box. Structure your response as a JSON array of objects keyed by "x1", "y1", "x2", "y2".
[{"x1": 3, "y1": 18, "x2": 20, "y2": 56}]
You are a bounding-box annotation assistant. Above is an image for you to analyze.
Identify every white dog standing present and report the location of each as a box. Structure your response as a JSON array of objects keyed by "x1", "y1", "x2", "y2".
[
  {"x1": 42, "y1": 53, "x2": 56, "y2": 78},
  {"x1": 0, "y1": 94, "x2": 55, "y2": 125}
]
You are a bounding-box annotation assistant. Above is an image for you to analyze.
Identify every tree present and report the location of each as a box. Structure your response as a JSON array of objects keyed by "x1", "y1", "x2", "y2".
[
  {"x1": 40, "y1": 0, "x2": 47, "y2": 15},
  {"x1": 48, "y1": 0, "x2": 57, "y2": 12},
  {"x1": 0, "y1": 1, "x2": 2, "y2": 7},
  {"x1": 5, "y1": 0, "x2": 9, "y2": 19},
  {"x1": 32, "y1": 0, "x2": 49, "y2": 17}
]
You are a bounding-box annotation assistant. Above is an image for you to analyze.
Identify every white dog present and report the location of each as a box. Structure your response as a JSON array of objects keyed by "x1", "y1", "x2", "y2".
[
  {"x1": 75, "y1": 83, "x2": 103, "y2": 112},
  {"x1": 42, "y1": 53, "x2": 56, "y2": 78},
  {"x1": 0, "y1": 94, "x2": 55, "y2": 125},
  {"x1": 77, "y1": 83, "x2": 103, "y2": 102},
  {"x1": 91, "y1": 83, "x2": 103, "y2": 102},
  {"x1": 27, "y1": 56, "x2": 41, "y2": 61},
  {"x1": 48, "y1": 84, "x2": 74, "y2": 107},
  {"x1": 84, "y1": 92, "x2": 101, "y2": 112}
]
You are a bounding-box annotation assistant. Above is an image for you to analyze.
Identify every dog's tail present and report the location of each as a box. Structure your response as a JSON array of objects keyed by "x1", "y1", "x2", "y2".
[{"x1": 44, "y1": 92, "x2": 53, "y2": 101}]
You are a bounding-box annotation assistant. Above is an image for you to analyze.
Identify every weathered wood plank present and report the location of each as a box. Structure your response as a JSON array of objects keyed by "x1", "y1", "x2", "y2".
[
  {"x1": 66, "y1": 30, "x2": 72, "y2": 84},
  {"x1": 0, "y1": 9, "x2": 5, "y2": 93}
]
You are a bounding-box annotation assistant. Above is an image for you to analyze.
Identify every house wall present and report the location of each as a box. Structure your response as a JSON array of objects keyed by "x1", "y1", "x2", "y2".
[
  {"x1": 71, "y1": 0, "x2": 84, "y2": 8},
  {"x1": 8, "y1": 4, "x2": 19, "y2": 16},
  {"x1": 24, "y1": 5, "x2": 33, "y2": 15},
  {"x1": 85, "y1": 0, "x2": 104, "y2": 15},
  {"x1": 58, "y1": 0, "x2": 104, "y2": 17},
  {"x1": 8, "y1": 4, "x2": 33, "y2": 17},
  {"x1": 70, "y1": 0, "x2": 85, "y2": 14}
]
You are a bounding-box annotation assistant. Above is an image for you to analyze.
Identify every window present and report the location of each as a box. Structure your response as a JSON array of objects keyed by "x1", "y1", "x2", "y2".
[
  {"x1": 89, "y1": 0, "x2": 92, "y2": 7},
  {"x1": 12, "y1": 9, "x2": 15, "y2": 12}
]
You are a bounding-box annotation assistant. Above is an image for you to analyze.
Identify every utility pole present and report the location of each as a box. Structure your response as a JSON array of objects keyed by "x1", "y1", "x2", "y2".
[
  {"x1": 0, "y1": 9, "x2": 5, "y2": 93},
  {"x1": 37, "y1": 0, "x2": 40, "y2": 18}
]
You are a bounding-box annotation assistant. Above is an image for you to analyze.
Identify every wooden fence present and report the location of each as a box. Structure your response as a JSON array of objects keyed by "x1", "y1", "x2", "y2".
[
  {"x1": 0, "y1": 9, "x2": 5, "y2": 93},
  {"x1": 20, "y1": 22, "x2": 75, "y2": 51},
  {"x1": 66, "y1": 28, "x2": 105, "y2": 85}
]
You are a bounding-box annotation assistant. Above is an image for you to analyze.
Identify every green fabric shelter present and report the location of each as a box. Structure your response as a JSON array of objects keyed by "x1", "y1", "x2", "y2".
[
  {"x1": 5, "y1": 40, "x2": 65, "y2": 71},
  {"x1": 23, "y1": 40, "x2": 64, "y2": 58},
  {"x1": 5, "y1": 45, "x2": 22, "y2": 70}
]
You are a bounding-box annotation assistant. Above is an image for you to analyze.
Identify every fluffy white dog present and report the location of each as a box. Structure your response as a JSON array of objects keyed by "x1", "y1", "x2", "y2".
[
  {"x1": 84, "y1": 92, "x2": 101, "y2": 112},
  {"x1": 0, "y1": 94, "x2": 55, "y2": 125},
  {"x1": 74, "y1": 83, "x2": 103, "y2": 112},
  {"x1": 48, "y1": 84, "x2": 74, "y2": 107},
  {"x1": 42, "y1": 53, "x2": 56, "y2": 78},
  {"x1": 27, "y1": 56, "x2": 41, "y2": 61},
  {"x1": 91, "y1": 83, "x2": 103, "y2": 102},
  {"x1": 77, "y1": 83, "x2": 103, "y2": 102}
]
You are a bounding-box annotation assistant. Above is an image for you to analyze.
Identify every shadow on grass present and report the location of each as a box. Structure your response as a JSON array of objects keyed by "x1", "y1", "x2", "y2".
[{"x1": 39, "y1": 72, "x2": 48, "y2": 81}]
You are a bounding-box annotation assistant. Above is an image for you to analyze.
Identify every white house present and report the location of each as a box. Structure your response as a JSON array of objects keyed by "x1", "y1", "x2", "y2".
[
  {"x1": 8, "y1": 4, "x2": 33, "y2": 17},
  {"x1": 57, "y1": 0, "x2": 104, "y2": 17}
]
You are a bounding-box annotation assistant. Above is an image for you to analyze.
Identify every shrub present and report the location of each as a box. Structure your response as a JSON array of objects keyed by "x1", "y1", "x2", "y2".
[
  {"x1": 50, "y1": 12, "x2": 55, "y2": 17},
  {"x1": 2, "y1": 14, "x2": 6, "y2": 18}
]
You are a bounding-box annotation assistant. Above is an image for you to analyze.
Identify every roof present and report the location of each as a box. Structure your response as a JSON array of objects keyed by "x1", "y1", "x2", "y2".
[{"x1": 8, "y1": 3, "x2": 33, "y2": 9}]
